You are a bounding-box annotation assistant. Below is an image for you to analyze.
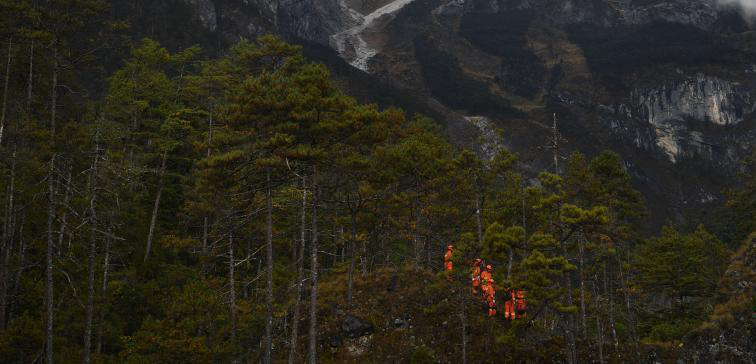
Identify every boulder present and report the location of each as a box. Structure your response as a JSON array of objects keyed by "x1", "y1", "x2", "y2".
[
  {"x1": 393, "y1": 318, "x2": 406, "y2": 328},
  {"x1": 342, "y1": 315, "x2": 374, "y2": 339}
]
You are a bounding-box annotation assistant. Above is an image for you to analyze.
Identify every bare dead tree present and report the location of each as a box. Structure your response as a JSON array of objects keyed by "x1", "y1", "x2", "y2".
[
  {"x1": 44, "y1": 47, "x2": 59, "y2": 364},
  {"x1": 0, "y1": 37, "x2": 12, "y2": 146},
  {"x1": 83, "y1": 122, "x2": 102, "y2": 364},
  {"x1": 264, "y1": 168, "x2": 274, "y2": 364},
  {"x1": 289, "y1": 176, "x2": 307, "y2": 364},
  {"x1": 144, "y1": 150, "x2": 168, "y2": 262},
  {"x1": 308, "y1": 167, "x2": 319, "y2": 364}
]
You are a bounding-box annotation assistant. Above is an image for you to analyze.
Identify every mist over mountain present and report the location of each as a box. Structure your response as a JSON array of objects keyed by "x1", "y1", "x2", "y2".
[{"x1": 720, "y1": 0, "x2": 756, "y2": 15}]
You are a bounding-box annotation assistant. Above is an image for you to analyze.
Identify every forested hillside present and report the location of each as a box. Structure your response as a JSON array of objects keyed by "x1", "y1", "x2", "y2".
[{"x1": 1, "y1": 1, "x2": 756, "y2": 363}]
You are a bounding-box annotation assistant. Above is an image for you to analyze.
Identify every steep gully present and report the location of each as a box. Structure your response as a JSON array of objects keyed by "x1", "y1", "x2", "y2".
[{"x1": 330, "y1": 0, "x2": 418, "y2": 71}]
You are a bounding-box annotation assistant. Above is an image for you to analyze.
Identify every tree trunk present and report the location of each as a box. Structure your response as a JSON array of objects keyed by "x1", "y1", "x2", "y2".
[
  {"x1": 202, "y1": 112, "x2": 213, "y2": 260},
  {"x1": 474, "y1": 186, "x2": 483, "y2": 247},
  {"x1": 412, "y1": 196, "x2": 421, "y2": 267},
  {"x1": 552, "y1": 114, "x2": 560, "y2": 174},
  {"x1": 361, "y1": 240, "x2": 368, "y2": 276},
  {"x1": 561, "y1": 256, "x2": 577, "y2": 363},
  {"x1": 8, "y1": 214, "x2": 24, "y2": 324},
  {"x1": 0, "y1": 145, "x2": 16, "y2": 331},
  {"x1": 521, "y1": 175, "x2": 527, "y2": 239},
  {"x1": 617, "y1": 249, "x2": 640, "y2": 361},
  {"x1": 229, "y1": 234, "x2": 237, "y2": 352},
  {"x1": 347, "y1": 210, "x2": 356, "y2": 307},
  {"x1": 601, "y1": 247, "x2": 618, "y2": 352},
  {"x1": 96, "y1": 231, "x2": 111, "y2": 355},
  {"x1": 563, "y1": 311, "x2": 577, "y2": 364},
  {"x1": 244, "y1": 236, "x2": 251, "y2": 299},
  {"x1": 579, "y1": 237, "x2": 587, "y2": 339},
  {"x1": 562, "y1": 243, "x2": 576, "y2": 364},
  {"x1": 144, "y1": 150, "x2": 167, "y2": 262},
  {"x1": 0, "y1": 228, "x2": 10, "y2": 331},
  {"x1": 0, "y1": 37, "x2": 12, "y2": 146},
  {"x1": 58, "y1": 164, "x2": 72, "y2": 254},
  {"x1": 45, "y1": 49, "x2": 59, "y2": 364},
  {"x1": 201, "y1": 216, "x2": 209, "y2": 266},
  {"x1": 254, "y1": 255, "x2": 261, "y2": 301},
  {"x1": 264, "y1": 168, "x2": 274, "y2": 364},
  {"x1": 548, "y1": 114, "x2": 574, "y2": 362},
  {"x1": 83, "y1": 214, "x2": 97, "y2": 364},
  {"x1": 507, "y1": 246, "x2": 514, "y2": 282},
  {"x1": 608, "y1": 267, "x2": 619, "y2": 351},
  {"x1": 288, "y1": 176, "x2": 307, "y2": 364},
  {"x1": 460, "y1": 289, "x2": 467, "y2": 364},
  {"x1": 126, "y1": 115, "x2": 137, "y2": 173},
  {"x1": 83, "y1": 125, "x2": 101, "y2": 364},
  {"x1": 27, "y1": 40, "x2": 33, "y2": 111},
  {"x1": 308, "y1": 167, "x2": 319, "y2": 364},
  {"x1": 593, "y1": 281, "x2": 604, "y2": 364}
]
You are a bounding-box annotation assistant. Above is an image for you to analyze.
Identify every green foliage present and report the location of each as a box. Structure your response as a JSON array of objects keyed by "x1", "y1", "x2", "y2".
[
  {"x1": 0, "y1": 17, "x2": 739, "y2": 363},
  {"x1": 520, "y1": 240, "x2": 575, "y2": 310},
  {"x1": 726, "y1": 150, "x2": 756, "y2": 242},
  {"x1": 409, "y1": 345, "x2": 435, "y2": 364},
  {"x1": 119, "y1": 279, "x2": 236, "y2": 364},
  {"x1": 635, "y1": 225, "x2": 728, "y2": 300},
  {"x1": 483, "y1": 223, "x2": 524, "y2": 258},
  {"x1": 645, "y1": 318, "x2": 700, "y2": 343}
]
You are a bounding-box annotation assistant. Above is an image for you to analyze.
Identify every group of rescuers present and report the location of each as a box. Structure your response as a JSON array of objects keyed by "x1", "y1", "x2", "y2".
[{"x1": 444, "y1": 245, "x2": 527, "y2": 320}]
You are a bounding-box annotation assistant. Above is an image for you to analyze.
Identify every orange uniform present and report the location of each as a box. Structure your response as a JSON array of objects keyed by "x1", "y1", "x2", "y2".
[
  {"x1": 515, "y1": 290, "x2": 527, "y2": 319},
  {"x1": 471, "y1": 259, "x2": 482, "y2": 295},
  {"x1": 503, "y1": 289, "x2": 516, "y2": 320},
  {"x1": 504, "y1": 289, "x2": 527, "y2": 320},
  {"x1": 444, "y1": 245, "x2": 454, "y2": 281},
  {"x1": 480, "y1": 265, "x2": 493, "y2": 295},
  {"x1": 486, "y1": 278, "x2": 497, "y2": 316},
  {"x1": 444, "y1": 249, "x2": 453, "y2": 271}
]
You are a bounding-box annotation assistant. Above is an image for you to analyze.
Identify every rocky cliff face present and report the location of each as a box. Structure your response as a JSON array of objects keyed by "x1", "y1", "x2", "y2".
[
  {"x1": 181, "y1": 0, "x2": 353, "y2": 45},
  {"x1": 633, "y1": 74, "x2": 752, "y2": 128},
  {"x1": 615, "y1": 74, "x2": 756, "y2": 163},
  {"x1": 276, "y1": 0, "x2": 355, "y2": 45}
]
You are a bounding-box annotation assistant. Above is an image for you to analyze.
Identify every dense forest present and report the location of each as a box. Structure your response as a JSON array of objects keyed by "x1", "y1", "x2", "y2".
[{"x1": 1, "y1": 1, "x2": 756, "y2": 363}]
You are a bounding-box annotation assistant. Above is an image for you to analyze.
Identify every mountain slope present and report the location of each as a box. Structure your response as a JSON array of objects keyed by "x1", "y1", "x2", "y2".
[{"x1": 176, "y1": 0, "x2": 756, "y2": 227}]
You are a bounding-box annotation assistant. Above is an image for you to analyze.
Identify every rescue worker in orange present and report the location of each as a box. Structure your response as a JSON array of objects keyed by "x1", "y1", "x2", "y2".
[
  {"x1": 471, "y1": 258, "x2": 482, "y2": 295},
  {"x1": 486, "y1": 278, "x2": 497, "y2": 316},
  {"x1": 503, "y1": 287, "x2": 515, "y2": 320},
  {"x1": 480, "y1": 264, "x2": 493, "y2": 295},
  {"x1": 444, "y1": 245, "x2": 454, "y2": 281},
  {"x1": 515, "y1": 290, "x2": 528, "y2": 319}
]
